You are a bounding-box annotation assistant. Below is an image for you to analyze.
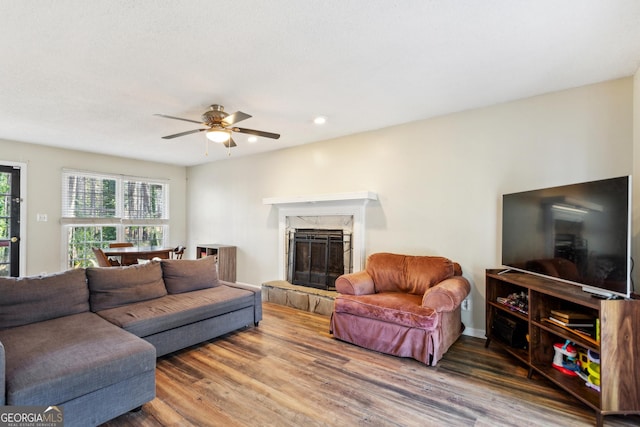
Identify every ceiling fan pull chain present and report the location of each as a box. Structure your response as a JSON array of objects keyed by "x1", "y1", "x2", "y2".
[{"x1": 205, "y1": 140, "x2": 209, "y2": 156}]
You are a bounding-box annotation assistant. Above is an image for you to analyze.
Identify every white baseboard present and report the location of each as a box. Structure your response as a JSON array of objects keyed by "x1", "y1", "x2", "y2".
[
  {"x1": 235, "y1": 281, "x2": 261, "y2": 289},
  {"x1": 462, "y1": 327, "x2": 486, "y2": 339}
]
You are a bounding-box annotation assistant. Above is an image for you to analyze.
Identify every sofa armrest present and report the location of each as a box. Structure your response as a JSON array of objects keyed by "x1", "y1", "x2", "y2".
[
  {"x1": 0, "y1": 340, "x2": 5, "y2": 404},
  {"x1": 422, "y1": 276, "x2": 471, "y2": 312},
  {"x1": 220, "y1": 281, "x2": 263, "y2": 325},
  {"x1": 335, "y1": 271, "x2": 375, "y2": 295}
]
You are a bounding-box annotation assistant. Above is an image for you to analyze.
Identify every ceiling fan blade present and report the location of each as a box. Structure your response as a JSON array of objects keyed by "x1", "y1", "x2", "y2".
[
  {"x1": 233, "y1": 127, "x2": 280, "y2": 139},
  {"x1": 222, "y1": 138, "x2": 237, "y2": 148},
  {"x1": 161, "y1": 129, "x2": 207, "y2": 139},
  {"x1": 222, "y1": 111, "x2": 252, "y2": 126},
  {"x1": 154, "y1": 114, "x2": 203, "y2": 125}
]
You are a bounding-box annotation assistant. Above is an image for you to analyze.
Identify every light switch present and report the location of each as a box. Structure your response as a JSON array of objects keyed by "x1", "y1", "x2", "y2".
[{"x1": 36, "y1": 213, "x2": 48, "y2": 222}]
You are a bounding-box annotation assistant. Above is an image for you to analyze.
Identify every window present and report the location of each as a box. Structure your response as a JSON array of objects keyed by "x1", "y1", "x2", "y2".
[{"x1": 62, "y1": 170, "x2": 169, "y2": 268}]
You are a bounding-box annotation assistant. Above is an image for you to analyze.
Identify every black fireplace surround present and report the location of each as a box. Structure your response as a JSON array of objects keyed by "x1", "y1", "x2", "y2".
[{"x1": 289, "y1": 229, "x2": 350, "y2": 290}]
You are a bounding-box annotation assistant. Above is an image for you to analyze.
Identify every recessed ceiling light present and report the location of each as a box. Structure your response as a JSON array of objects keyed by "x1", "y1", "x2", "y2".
[
  {"x1": 248, "y1": 136, "x2": 257, "y2": 143},
  {"x1": 313, "y1": 116, "x2": 327, "y2": 125}
]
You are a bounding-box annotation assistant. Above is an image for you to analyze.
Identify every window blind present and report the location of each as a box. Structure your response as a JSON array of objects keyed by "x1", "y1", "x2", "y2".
[{"x1": 62, "y1": 170, "x2": 168, "y2": 219}]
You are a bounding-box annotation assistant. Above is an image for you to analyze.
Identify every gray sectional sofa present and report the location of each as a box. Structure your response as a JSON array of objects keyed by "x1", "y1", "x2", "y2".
[{"x1": 0, "y1": 256, "x2": 261, "y2": 427}]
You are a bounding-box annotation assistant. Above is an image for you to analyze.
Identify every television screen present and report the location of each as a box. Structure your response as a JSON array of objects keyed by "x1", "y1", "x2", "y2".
[{"x1": 501, "y1": 176, "x2": 631, "y2": 298}]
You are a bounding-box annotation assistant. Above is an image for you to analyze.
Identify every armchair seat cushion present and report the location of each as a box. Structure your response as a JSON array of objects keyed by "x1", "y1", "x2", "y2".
[{"x1": 334, "y1": 293, "x2": 438, "y2": 329}]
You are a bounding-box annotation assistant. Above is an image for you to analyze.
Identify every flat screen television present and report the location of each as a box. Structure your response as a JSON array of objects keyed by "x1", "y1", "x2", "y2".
[{"x1": 501, "y1": 176, "x2": 632, "y2": 299}]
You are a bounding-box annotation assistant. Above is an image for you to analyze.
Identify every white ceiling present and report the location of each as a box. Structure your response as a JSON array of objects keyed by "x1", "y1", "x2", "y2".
[{"x1": 1, "y1": 1, "x2": 640, "y2": 166}]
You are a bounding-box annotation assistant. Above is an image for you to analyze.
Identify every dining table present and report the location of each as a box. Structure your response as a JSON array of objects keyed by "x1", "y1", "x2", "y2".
[{"x1": 102, "y1": 246, "x2": 173, "y2": 266}]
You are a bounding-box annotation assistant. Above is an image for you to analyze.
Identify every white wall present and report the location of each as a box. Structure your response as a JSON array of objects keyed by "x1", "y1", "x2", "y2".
[
  {"x1": 0, "y1": 140, "x2": 188, "y2": 275},
  {"x1": 188, "y1": 77, "x2": 633, "y2": 334}
]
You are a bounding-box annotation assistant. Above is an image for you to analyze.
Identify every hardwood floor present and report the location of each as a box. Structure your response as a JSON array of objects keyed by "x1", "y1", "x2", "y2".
[{"x1": 102, "y1": 302, "x2": 640, "y2": 427}]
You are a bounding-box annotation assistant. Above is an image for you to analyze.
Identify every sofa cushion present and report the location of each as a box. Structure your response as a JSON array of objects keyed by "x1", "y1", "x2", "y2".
[
  {"x1": 87, "y1": 261, "x2": 167, "y2": 311},
  {"x1": 334, "y1": 292, "x2": 438, "y2": 329},
  {"x1": 0, "y1": 312, "x2": 156, "y2": 405},
  {"x1": 366, "y1": 253, "x2": 455, "y2": 294},
  {"x1": 96, "y1": 285, "x2": 255, "y2": 337},
  {"x1": 160, "y1": 256, "x2": 219, "y2": 294},
  {"x1": 0, "y1": 268, "x2": 89, "y2": 329}
]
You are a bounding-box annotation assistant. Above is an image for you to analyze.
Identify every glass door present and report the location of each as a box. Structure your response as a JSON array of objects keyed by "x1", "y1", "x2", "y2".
[{"x1": 0, "y1": 165, "x2": 21, "y2": 277}]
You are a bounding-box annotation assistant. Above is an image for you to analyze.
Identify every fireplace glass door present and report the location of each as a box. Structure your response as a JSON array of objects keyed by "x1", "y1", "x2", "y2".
[{"x1": 290, "y1": 229, "x2": 345, "y2": 290}]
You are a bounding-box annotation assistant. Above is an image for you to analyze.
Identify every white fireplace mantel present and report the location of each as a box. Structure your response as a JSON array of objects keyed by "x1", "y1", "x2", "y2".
[
  {"x1": 263, "y1": 191, "x2": 378, "y2": 281},
  {"x1": 262, "y1": 190, "x2": 377, "y2": 206}
]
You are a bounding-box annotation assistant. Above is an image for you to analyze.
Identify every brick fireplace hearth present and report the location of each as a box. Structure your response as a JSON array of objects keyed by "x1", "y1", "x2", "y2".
[{"x1": 262, "y1": 280, "x2": 336, "y2": 316}]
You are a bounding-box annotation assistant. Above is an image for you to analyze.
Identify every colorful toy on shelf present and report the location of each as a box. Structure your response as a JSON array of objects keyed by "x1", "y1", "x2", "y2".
[
  {"x1": 586, "y1": 350, "x2": 601, "y2": 392},
  {"x1": 496, "y1": 291, "x2": 528, "y2": 314},
  {"x1": 552, "y1": 340, "x2": 580, "y2": 376},
  {"x1": 577, "y1": 349, "x2": 589, "y2": 374}
]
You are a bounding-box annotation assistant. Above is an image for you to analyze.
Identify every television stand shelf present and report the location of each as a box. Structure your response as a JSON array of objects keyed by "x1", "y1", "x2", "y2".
[{"x1": 485, "y1": 269, "x2": 640, "y2": 427}]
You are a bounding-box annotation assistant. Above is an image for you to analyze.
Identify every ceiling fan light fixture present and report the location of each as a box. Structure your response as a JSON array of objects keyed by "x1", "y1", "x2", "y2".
[
  {"x1": 206, "y1": 129, "x2": 231, "y2": 143},
  {"x1": 313, "y1": 116, "x2": 327, "y2": 125}
]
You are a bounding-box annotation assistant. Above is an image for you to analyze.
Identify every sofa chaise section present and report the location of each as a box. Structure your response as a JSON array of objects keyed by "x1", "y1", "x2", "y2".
[
  {"x1": 0, "y1": 255, "x2": 262, "y2": 425},
  {"x1": 0, "y1": 269, "x2": 156, "y2": 427},
  {"x1": 0, "y1": 313, "x2": 156, "y2": 426}
]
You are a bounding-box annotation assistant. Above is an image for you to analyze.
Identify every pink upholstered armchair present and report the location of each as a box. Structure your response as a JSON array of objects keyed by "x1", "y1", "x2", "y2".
[{"x1": 330, "y1": 253, "x2": 471, "y2": 365}]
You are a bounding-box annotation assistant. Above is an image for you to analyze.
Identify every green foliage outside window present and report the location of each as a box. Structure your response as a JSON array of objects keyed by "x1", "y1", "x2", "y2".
[
  {"x1": 67, "y1": 226, "x2": 117, "y2": 268},
  {"x1": 65, "y1": 175, "x2": 117, "y2": 218},
  {"x1": 0, "y1": 172, "x2": 10, "y2": 239}
]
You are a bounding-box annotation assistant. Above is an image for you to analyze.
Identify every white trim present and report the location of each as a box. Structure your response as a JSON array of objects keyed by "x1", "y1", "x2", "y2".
[
  {"x1": 263, "y1": 191, "x2": 377, "y2": 206},
  {"x1": 235, "y1": 281, "x2": 260, "y2": 289},
  {"x1": 462, "y1": 327, "x2": 486, "y2": 339}
]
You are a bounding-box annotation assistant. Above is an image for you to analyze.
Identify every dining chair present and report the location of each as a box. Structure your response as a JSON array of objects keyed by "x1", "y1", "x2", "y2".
[
  {"x1": 109, "y1": 242, "x2": 134, "y2": 248},
  {"x1": 173, "y1": 246, "x2": 185, "y2": 259},
  {"x1": 92, "y1": 247, "x2": 120, "y2": 267}
]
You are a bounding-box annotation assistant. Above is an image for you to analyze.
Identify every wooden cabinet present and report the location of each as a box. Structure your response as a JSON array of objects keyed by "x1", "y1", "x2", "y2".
[
  {"x1": 485, "y1": 269, "x2": 640, "y2": 426},
  {"x1": 196, "y1": 244, "x2": 236, "y2": 283}
]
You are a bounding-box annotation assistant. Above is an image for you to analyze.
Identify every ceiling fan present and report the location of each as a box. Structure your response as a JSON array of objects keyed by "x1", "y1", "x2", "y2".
[{"x1": 154, "y1": 104, "x2": 280, "y2": 149}]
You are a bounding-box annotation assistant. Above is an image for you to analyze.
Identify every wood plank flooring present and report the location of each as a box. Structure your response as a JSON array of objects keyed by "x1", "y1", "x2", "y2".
[{"x1": 101, "y1": 302, "x2": 640, "y2": 427}]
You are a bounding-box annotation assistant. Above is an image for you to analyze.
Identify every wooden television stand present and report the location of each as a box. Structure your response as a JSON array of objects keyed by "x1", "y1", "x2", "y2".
[{"x1": 485, "y1": 269, "x2": 640, "y2": 427}]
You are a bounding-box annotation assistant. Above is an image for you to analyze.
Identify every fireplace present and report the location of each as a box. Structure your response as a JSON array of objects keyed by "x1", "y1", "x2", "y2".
[
  {"x1": 289, "y1": 228, "x2": 352, "y2": 290},
  {"x1": 263, "y1": 191, "x2": 378, "y2": 289}
]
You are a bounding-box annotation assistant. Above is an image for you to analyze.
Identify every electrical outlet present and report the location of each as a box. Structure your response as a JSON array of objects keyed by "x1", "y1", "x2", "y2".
[{"x1": 461, "y1": 298, "x2": 470, "y2": 311}]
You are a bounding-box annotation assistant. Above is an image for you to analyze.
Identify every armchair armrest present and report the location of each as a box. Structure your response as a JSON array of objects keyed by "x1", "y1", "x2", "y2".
[
  {"x1": 422, "y1": 276, "x2": 471, "y2": 312},
  {"x1": 335, "y1": 271, "x2": 375, "y2": 295}
]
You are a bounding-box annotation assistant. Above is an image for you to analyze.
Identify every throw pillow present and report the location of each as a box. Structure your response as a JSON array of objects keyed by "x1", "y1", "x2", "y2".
[
  {"x1": 0, "y1": 268, "x2": 89, "y2": 329},
  {"x1": 160, "y1": 255, "x2": 219, "y2": 294},
  {"x1": 86, "y1": 261, "x2": 167, "y2": 311}
]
